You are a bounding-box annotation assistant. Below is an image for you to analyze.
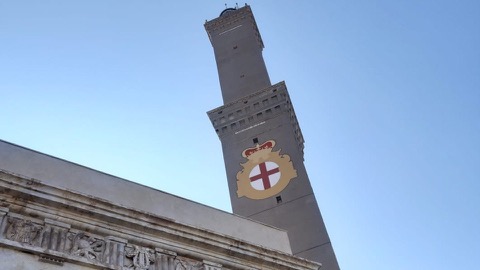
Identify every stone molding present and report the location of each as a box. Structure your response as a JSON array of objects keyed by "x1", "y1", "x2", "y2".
[
  {"x1": 0, "y1": 169, "x2": 320, "y2": 270},
  {"x1": 207, "y1": 81, "x2": 288, "y2": 115},
  {"x1": 207, "y1": 81, "x2": 305, "y2": 155}
]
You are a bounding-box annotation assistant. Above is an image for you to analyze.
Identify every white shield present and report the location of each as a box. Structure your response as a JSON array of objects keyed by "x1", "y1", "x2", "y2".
[{"x1": 248, "y1": 161, "x2": 281, "y2": 190}]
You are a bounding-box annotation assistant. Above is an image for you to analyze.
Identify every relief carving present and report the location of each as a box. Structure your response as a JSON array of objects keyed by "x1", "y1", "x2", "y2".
[
  {"x1": 69, "y1": 232, "x2": 105, "y2": 260},
  {"x1": 125, "y1": 245, "x2": 155, "y2": 270},
  {"x1": 174, "y1": 257, "x2": 204, "y2": 270},
  {"x1": 6, "y1": 217, "x2": 43, "y2": 245},
  {"x1": 2, "y1": 214, "x2": 214, "y2": 270}
]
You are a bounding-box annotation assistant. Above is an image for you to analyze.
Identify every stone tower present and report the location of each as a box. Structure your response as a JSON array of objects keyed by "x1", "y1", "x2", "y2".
[{"x1": 205, "y1": 5, "x2": 340, "y2": 269}]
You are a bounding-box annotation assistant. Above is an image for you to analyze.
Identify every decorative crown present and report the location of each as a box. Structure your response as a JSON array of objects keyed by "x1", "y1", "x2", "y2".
[{"x1": 242, "y1": 140, "x2": 275, "y2": 157}]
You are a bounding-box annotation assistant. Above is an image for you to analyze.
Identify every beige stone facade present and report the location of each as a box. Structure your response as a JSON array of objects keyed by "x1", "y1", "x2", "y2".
[{"x1": 0, "y1": 140, "x2": 320, "y2": 270}]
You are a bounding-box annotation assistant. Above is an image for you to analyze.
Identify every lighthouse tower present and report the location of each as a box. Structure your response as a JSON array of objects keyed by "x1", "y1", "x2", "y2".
[{"x1": 205, "y1": 5, "x2": 340, "y2": 269}]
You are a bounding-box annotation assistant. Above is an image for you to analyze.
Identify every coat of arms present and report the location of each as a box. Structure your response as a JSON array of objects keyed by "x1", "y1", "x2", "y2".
[{"x1": 237, "y1": 140, "x2": 297, "y2": 199}]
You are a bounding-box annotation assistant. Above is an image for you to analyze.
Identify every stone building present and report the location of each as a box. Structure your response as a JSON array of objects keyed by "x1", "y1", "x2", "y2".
[
  {"x1": 0, "y1": 140, "x2": 319, "y2": 270},
  {"x1": 0, "y1": 5, "x2": 337, "y2": 270}
]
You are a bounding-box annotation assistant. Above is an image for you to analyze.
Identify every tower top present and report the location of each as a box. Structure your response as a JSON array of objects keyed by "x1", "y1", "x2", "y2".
[
  {"x1": 220, "y1": 7, "x2": 236, "y2": 17},
  {"x1": 220, "y1": 2, "x2": 240, "y2": 16},
  {"x1": 204, "y1": 4, "x2": 270, "y2": 104},
  {"x1": 205, "y1": 4, "x2": 264, "y2": 49}
]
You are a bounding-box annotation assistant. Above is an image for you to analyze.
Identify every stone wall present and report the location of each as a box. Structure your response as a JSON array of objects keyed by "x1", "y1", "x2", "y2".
[
  {"x1": 0, "y1": 139, "x2": 292, "y2": 254},
  {"x1": 0, "y1": 168, "x2": 320, "y2": 270}
]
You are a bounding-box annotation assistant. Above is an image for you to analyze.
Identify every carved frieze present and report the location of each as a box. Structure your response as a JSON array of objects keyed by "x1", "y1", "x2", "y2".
[
  {"x1": 0, "y1": 168, "x2": 322, "y2": 270},
  {"x1": 0, "y1": 214, "x2": 220, "y2": 270},
  {"x1": 125, "y1": 245, "x2": 156, "y2": 270},
  {"x1": 174, "y1": 257, "x2": 204, "y2": 270},
  {"x1": 5, "y1": 217, "x2": 43, "y2": 245},
  {"x1": 69, "y1": 232, "x2": 105, "y2": 261},
  {"x1": 0, "y1": 210, "x2": 219, "y2": 270},
  {"x1": 41, "y1": 218, "x2": 71, "y2": 252},
  {"x1": 155, "y1": 248, "x2": 177, "y2": 270}
]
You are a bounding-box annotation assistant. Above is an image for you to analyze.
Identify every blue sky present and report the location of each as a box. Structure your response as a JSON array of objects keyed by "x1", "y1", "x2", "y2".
[{"x1": 1, "y1": 1, "x2": 479, "y2": 269}]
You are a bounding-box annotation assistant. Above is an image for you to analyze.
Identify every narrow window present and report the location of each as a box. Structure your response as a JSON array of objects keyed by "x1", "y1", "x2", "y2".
[{"x1": 276, "y1": 196, "x2": 282, "y2": 204}]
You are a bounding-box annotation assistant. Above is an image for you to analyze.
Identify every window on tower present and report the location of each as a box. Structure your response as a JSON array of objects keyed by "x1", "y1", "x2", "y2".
[{"x1": 276, "y1": 196, "x2": 282, "y2": 204}]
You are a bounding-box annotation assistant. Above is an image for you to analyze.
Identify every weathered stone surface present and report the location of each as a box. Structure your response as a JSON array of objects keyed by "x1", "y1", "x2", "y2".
[
  {"x1": 0, "y1": 140, "x2": 321, "y2": 270},
  {"x1": 0, "y1": 247, "x2": 91, "y2": 270},
  {"x1": 0, "y1": 139, "x2": 292, "y2": 254}
]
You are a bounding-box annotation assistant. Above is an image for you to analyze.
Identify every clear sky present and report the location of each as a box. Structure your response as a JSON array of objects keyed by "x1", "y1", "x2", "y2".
[{"x1": 1, "y1": 1, "x2": 479, "y2": 269}]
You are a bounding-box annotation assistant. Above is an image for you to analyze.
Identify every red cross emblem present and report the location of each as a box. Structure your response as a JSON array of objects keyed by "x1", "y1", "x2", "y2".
[
  {"x1": 237, "y1": 140, "x2": 297, "y2": 199},
  {"x1": 249, "y1": 161, "x2": 281, "y2": 190}
]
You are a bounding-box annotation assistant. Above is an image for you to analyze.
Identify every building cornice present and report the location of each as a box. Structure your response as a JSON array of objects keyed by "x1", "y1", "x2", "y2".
[{"x1": 0, "y1": 169, "x2": 320, "y2": 270}]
